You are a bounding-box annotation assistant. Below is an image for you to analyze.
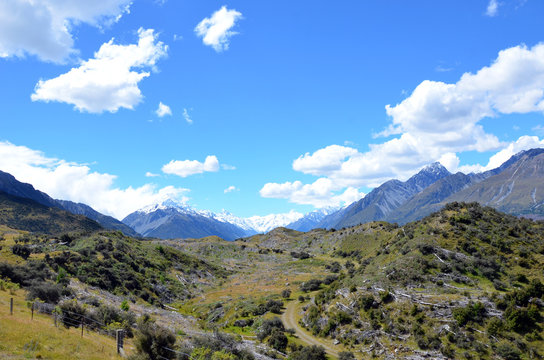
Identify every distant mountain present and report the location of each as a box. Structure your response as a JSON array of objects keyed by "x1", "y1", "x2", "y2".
[
  {"x1": 243, "y1": 211, "x2": 304, "y2": 233},
  {"x1": 0, "y1": 190, "x2": 102, "y2": 234},
  {"x1": 122, "y1": 200, "x2": 306, "y2": 240},
  {"x1": 445, "y1": 148, "x2": 544, "y2": 216},
  {"x1": 285, "y1": 207, "x2": 339, "y2": 232},
  {"x1": 122, "y1": 200, "x2": 252, "y2": 240},
  {"x1": 0, "y1": 170, "x2": 138, "y2": 236},
  {"x1": 323, "y1": 162, "x2": 451, "y2": 229},
  {"x1": 385, "y1": 148, "x2": 544, "y2": 224},
  {"x1": 57, "y1": 200, "x2": 139, "y2": 237}
]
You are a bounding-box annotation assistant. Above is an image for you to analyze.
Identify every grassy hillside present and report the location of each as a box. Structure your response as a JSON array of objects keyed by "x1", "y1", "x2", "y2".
[
  {"x1": 290, "y1": 202, "x2": 544, "y2": 359},
  {"x1": 0, "y1": 287, "x2": 130, "y2": 359},
  {"x1": 0, "y1": 191, "x2": 102, "y2": 234},
  {"x1": 167, "y1": 203, "x2": 544, "y2": 359},
  {"x1": 0, "y1": 227, "x2": 228, "y2": 305}
]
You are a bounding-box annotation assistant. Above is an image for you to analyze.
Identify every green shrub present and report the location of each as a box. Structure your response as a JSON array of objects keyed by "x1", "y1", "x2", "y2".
[
  {"x1": 495, "y1": 342, "x2": 521, "y2": 360},
  {"x1": 267, "y1": 329, "x2": 288, "y2": 352},
  {"x1": 12, "y1": 244, "x2": 31, "y2": 259},
  {"x1": 288, "y1": 345, "x2": 326, "y2": 360},
  {"x1": 26, "y1": 281, "x2": 63, "y2": 303},
  {"x1": 300, "y1": 279, "x2": 322, "y2": 292},
  {"x1": 338, "y1": 352, "x2": 355, "y2": 360},
  {"x1": 132, "y1": 316, "x2": 176, "y2": 360},
  {"x1": 257, "y1": 317, "x2": 285, "y2": 341},
  {"x1": 281, "y1": 289, "x2": 291, "y2": 299},
  {"x1": 453, "y1": 302, "x2": 487, "y2": 326},
  {"x1": 486, "y1": 317, "x2": 504, "y2": 337},
  {"x1": 60, "y1": 300, "x2": 87, "y2": 328}
]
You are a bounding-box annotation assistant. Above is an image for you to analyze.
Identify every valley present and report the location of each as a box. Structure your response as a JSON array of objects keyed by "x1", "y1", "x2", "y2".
[{"x1": 0, "y1": 150, "x2": 544, "y2": 359}]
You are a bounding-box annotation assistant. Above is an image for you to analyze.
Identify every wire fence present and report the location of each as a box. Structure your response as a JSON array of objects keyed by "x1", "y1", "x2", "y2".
[
  {"x1": 5, "y1": 297, "x2": 268, "y2": 360},
  {"x1": 6, "y1": 297, "x2": 126, "y2": 356}
]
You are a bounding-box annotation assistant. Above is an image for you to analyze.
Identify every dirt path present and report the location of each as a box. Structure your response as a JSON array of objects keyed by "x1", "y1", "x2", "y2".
[{"x1": 281, "y1": 301, "x2": 340, "y2": 359}]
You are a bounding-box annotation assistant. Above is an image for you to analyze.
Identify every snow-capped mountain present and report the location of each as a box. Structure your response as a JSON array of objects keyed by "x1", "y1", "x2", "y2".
[
  {"x1": 122, "y1": 199, "x2": 304, "y2": 240},
  {"x1": 285, "y1": 207, "x2": 340, "y2": 232},
  {"x1": 122, "y1": 200, "x2": 251, "y2": 241},
  {"x1": 243, "y1": 211, "x2": 304, "y2": 233}
]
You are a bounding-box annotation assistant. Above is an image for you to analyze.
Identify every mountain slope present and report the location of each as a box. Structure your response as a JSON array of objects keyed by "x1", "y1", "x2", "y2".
[
  {"x1": 0, "y1": 170, "x2": 138, "y2": 236},
  {"x1": 325, "y1": 162, "x2": 450, "y2": 229},
  {"x1": 445, "y1": 148, "x2": 544, "y2": 215},
  {"x1": 0, "y1": 170, "x2": 58, "y2": 208},
  {"x1": 385, "y1": 172, "x2": 477, "y2": 224},
  {"x1": 57, "y1": 200, "x2": 139, "y2": 237},
  {"x1": 0, "y1": 190, "x2": 102, "y2": 234},
  {"x1": 122, "y1": 203, "x2": 250, "y2": 240},
  {"x1": 384, "y1": 148, "x2": 544, "y2": 224}
]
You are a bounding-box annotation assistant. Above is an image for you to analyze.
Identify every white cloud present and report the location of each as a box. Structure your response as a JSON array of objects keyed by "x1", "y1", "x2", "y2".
[
  {"x1": 156, "y1": 102, "x2": 172, "y2": 117},
  {"x1": 458, "y1": 135, "x2": 544, "y2": 174},
  {"x1": 0, "y1": 140, "x2": 189, "y2": 219},
  {"x1": 195, "y1": 6, "x2": 242, "y2": 52},
  {"x1": 486, "y1": 0, "x2": 500, "y2": 17},
  {"x1": 224, "y1": 185, "x2": 238, "y2": 193},
  {"x1": 31, "y1": 28, "x2": 168, "y2": 113},
  {"x1": 145, "y1": 172, "x2": 160, "y2": 177},
  {"x1": 261, "y1": 43, "x2": 544, "y2": 207},
  {"x1": 0, "y1": 0, "x2": 131, "y2": 63},
  {"x1": 260, "y1": 178, "x2": 364, "y2": 208},
  {"x1": 183, "y1": 108, "x2": 193, "y2": 124},
  {"x1": 162, "y1": 155, "x2": 220, "y2": 178},
  {"x1": 293, "y1": 145, "x2": 359, "y2": 176}
]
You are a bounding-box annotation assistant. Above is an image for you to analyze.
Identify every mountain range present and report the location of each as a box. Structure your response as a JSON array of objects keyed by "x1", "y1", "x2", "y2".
[
  {"x1": 121, "y1": 199, "x2": 305, "y2": 240},
  {"x1": 0, "y1": 170, "x2": 138, "y2": 236},
  {"x1": 1, "y1": 148, "x2": 544, "y2": 240},
  {"x1": 322, "y1": 148, "x2": 544, "y2": 228}
]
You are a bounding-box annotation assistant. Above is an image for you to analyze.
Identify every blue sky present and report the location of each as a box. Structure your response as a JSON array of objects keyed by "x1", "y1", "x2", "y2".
[{"x1": 1, "y1": 0, "x2": 544, "y2": 219}]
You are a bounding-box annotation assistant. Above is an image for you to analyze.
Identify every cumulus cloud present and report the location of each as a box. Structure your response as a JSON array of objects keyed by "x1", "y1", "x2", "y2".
[
  {"x1": 162, "y1": 155, "x2": 220, "y2": 178},
  {"x1": 156, "y1": 102, "x2": 172, "y2": 117},
  {"x1": 145, "y1": 172, "x2": 160, "y2": 177},
  {"x1": 458, "y1": 135, "x2": 544, "y2": 174},
  {"x1": 31, "y1": 28, "x2": 168, "y2": 113},
  {"x1": 260, "y1": 178, "x2": 364, "y2": 208},
  {"x1": 224, "y1": 185, "x2": 238, "y2": 193},
  {"x1": 183, "y1": 108, "x2": 193, "y2": 124},
  {"x1": 261, "y1": 43, "x2": 544, "y2": 207},
  {"x1": 486, "y1": 0, "x2": 500, "y2": 17},
  {"x1": 293, "y1": 145, "x2": 359, "y2": 176},
  {"x1": 195, "y1": 6, "x2": 242, "y2": 52},
  {"x1": 0, "y1": 0, "x2": 131, "y2": 63},
  {"x1": 0, "y1": 141, "x2": 189, "y2": 219}
]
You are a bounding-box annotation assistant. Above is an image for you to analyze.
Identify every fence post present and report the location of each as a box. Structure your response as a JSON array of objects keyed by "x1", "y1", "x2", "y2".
[
  {"x1": 31, "y1": 302, "x2": 34, "y2": 320},
  {"x1": 54, "y1": 313, "x2": 57, "y2": 327},
  {"x1": 81, "y1": 319, "x2": 84, "y2": 337},
  {"x1": 10, "y1": 297, "x2": 13, "y2": 315},
  {"x1": 116, "y1": 329, "x2": 124, "y2": 354}
]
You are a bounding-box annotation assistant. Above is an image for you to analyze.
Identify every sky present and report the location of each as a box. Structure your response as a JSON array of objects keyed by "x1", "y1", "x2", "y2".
[{"x1": 1, "y1": 0, "x2": 544, "y2": 220}]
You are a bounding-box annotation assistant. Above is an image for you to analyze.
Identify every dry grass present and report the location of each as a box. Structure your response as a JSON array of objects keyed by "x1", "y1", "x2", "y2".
[{"x1": 0, "y1": 288, "x2": 131, "y2": 359}]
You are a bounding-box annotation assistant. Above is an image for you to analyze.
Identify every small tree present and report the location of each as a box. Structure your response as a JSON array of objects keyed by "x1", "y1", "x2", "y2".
[
  {"x1": 268, "y1": 329, "x2": 288, "y2": 352},
  {"x1": 281, "y1": 289, "x2": 291, "y2": 299}
]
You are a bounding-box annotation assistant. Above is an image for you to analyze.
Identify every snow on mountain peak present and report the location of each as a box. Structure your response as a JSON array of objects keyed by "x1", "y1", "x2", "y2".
[{"x1": 136, "y1": 198, "x2": 304, "y2": 234}]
